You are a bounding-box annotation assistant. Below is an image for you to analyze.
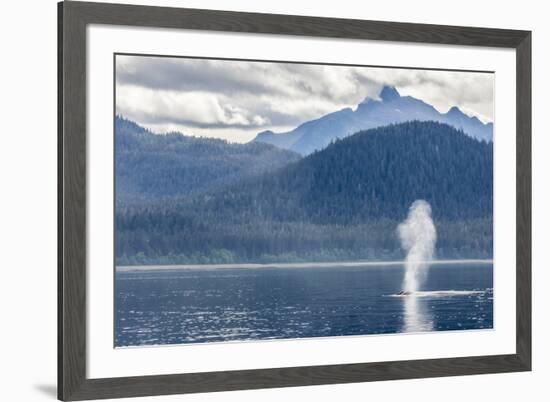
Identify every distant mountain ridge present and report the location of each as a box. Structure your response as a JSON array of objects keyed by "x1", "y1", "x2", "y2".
[
  {"x1": 253, "y1": 85, "x2": 493, "y2": 155},
  {"x1": 115, "y1": 116, "x2": 301, "y2": 203}
]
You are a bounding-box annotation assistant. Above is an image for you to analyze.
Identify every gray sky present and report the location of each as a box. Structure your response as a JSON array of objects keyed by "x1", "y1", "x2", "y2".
[{"x1": 116, "y1": 54, "x2": 494, "y2": 143}]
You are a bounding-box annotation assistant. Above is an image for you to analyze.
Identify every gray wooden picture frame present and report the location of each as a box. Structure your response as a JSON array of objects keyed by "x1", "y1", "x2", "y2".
[{"x1": 58, "y1": 1, "x2": 532, "y2": 400}]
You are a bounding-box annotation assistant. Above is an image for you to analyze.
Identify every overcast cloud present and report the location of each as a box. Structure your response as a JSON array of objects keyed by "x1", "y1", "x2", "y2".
[{"x1": 116, "y1": 55, "x2": 494, "y2": 143}]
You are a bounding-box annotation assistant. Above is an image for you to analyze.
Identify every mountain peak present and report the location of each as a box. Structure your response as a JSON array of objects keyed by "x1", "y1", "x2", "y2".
[
  {"x1": 254, "y1": 86, "x2": 492, "y2": 154},
  {"x1": 380, "y1": 85, "x2": 400, "y2": 102},
  {"x1": 447, "y1": 106, "x2": 462, "y2": 115}
]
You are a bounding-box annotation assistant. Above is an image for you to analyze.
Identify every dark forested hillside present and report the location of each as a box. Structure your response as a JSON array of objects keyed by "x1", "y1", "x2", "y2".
[
  {"x1": 205, "y1": 121, "x2": 492, "y2": 223},
  {"x1": 115, "y1": 116, "x2": 301, "y2": 202},
  {"x1": 116, "y1": 121, "x2": 493, "y2": 265}
]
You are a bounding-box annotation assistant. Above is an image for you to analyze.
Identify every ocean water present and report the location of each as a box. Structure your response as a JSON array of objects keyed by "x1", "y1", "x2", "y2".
[{"x1": 115, "y1": 262, "x2": 493, "y2": 347}]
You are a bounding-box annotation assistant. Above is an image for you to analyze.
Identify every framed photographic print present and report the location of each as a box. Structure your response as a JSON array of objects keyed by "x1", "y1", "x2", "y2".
[{"x1": 58, "y1": 1, "x2": 531, "y2": 400}]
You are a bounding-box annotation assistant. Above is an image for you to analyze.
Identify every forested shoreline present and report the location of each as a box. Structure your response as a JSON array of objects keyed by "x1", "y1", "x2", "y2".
[{"x1": 115, "y1": 118, "x2": 493, "y2": 265}]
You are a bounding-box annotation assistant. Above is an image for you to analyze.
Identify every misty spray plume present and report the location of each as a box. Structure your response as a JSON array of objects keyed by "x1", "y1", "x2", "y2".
[{"x1": 398, "y1": 200, "x2": 437, "y2": 294}]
